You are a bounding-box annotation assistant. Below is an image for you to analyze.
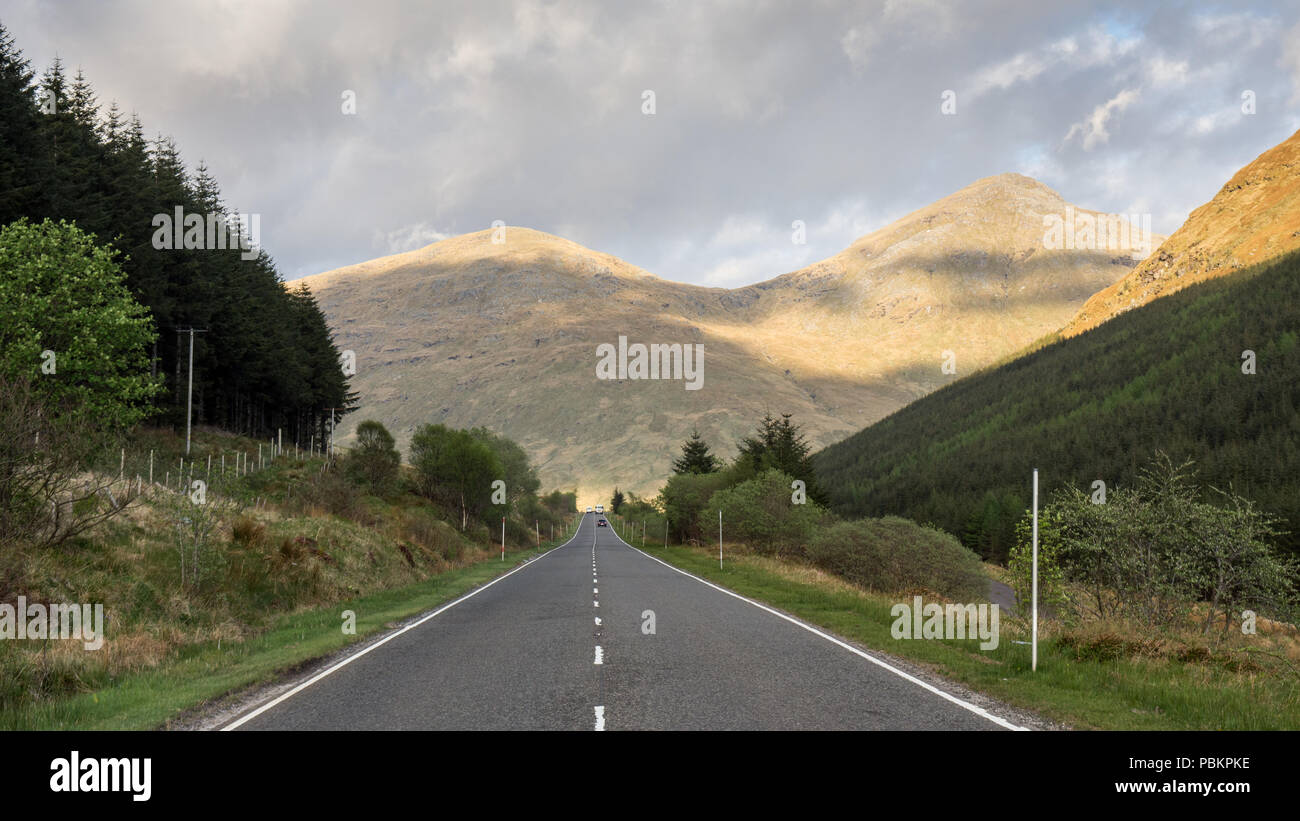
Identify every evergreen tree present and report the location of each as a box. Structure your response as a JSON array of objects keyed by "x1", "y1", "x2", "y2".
[
  {"x1": 672, "y1": 429, "x2": 720, "y2": 474},
  {"x1": 0, "y1": 29, "x2": 354, "y2": 449},
  {"x1": 610, "y1": 488, "x2": 625, "y2": 514},
  {"x1": 736, "y1": 413, "x2": 826, "y2": 503},
  {"x1": 0, "y1": 23, "x2": 44, "y2": 226}
]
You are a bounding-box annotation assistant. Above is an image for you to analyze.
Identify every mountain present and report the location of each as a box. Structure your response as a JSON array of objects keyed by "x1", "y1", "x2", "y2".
[
  {"x1": 1062, "y1": 128, "x2": 1300, "y2": 336},
  {"x1": 814, "y1": 130, "x2": 1300, "y2": 560},
  {"x1": 298, "y1": 174, "x2": 1154, "y2": 503},
  {"x1": 813, "y1": 248, "x2": 1300, "y2": 562}
]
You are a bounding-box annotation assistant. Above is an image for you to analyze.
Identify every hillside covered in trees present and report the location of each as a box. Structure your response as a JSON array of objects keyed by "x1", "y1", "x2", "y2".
[
  {"x1": 813, "y1": 249, "x2": 1300, "y2": 562},
  {"x1": 0, "y1": 23, "x2": 351, "y2": 444}
]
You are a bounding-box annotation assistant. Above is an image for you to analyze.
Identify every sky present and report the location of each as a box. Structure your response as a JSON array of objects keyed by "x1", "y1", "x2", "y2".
[{"x1": 3, "y1": 0, "x2": 1299, "y2": 287}]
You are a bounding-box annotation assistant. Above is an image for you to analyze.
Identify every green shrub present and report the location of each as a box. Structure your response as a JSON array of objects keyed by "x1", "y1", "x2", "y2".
[
  {"x1": 1007, "y1": 505, "x2": 1072, "y2": 623},
  {"x1": 807, "y1": 517, "x2": 987, "y2": 600},
  {"x1": 298, "y1": 468, "x2": 368, "y2": 522},
  {"x1": 409, "y1": 424, "x2": 502, "y2": 527},
  {"x1": 700, "y1": 469, "x2": 827, "y2": 557},
  {"x1": 1012, "y1": 455, "x2": 1298, "y2": 632},
  {"x1": 344, "y1": 420, "x2": 400, "y2": 495},
  {"x1": 658, "y1": 470, "x2": 733, "y2": 544}
]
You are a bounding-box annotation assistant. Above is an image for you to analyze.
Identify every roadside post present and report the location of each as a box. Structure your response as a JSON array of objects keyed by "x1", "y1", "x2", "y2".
[{"x1": 1032, "y1": 468, "x2": 1039, "y2": 672}]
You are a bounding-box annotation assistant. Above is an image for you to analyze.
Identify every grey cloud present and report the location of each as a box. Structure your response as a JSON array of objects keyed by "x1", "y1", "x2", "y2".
[{"x1": 3, "y1": 0, "x2": 1296, "y2": 284}]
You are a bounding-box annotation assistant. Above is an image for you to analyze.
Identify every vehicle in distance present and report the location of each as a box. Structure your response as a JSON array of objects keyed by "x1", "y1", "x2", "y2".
[
  {"x1": 586, "y1": 506, "x2": 594, "y2": 513},
  {"x1": 597, "y1": 520, "x2": 607, "y2": 527},
  {"x1": 595, "y1": 504, "x2": 604, "y2": 514}
]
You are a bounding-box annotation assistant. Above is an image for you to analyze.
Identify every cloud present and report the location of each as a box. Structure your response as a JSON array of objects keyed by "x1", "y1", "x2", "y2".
[
  {"x1": 969, "y1": 26, "x2": 1140, "y2": 99},
  {"x1": 1, "y1": 0, "x2": 1295, "y2": 282},
  {"x1": 1144, "y1": 56, "x2": 1189, "y2": 88},
  {"x1": 374, "y1": 222, "x2": 452, "y2": 255},
  {"x1": 840, "y1": 25, "x2": 878, "y2": 71},
  {"x1": 1064, "y1": 88, "x2": 1140, "y2": 150}
]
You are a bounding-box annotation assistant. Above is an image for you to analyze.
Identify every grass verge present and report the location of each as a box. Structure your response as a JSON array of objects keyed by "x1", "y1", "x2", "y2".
[
  {"x1": 3, "y1": 524, "x2": 577, "y2": 731},
  {"x1": 641, "y1": 543, "x2": 1300, "y2": 730}
]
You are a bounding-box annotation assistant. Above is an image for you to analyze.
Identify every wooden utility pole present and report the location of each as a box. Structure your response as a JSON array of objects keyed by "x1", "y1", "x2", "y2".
[{"x1": 180, "y1": 328, "x2": 207, "y2": 455}]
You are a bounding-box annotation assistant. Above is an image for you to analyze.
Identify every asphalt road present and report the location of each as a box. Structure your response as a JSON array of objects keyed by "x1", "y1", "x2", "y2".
[{"x1": 224, "y1": 514, "x2": 1022, "y2": 731}]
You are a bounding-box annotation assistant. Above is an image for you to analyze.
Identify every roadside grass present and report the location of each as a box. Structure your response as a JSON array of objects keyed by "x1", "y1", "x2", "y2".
[
  {"x1": 640, "y1": 542, "x2": 1300, "y2": 730},
  {"x1": 1, "y1": 425, "x2": 581, "y2": 730},
  {"x1": 2, "y1": 517, "x2": 578, "y2": 731}
]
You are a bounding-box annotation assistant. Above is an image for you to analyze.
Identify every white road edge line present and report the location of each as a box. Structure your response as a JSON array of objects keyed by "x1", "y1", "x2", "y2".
[
  {"x1": 606, "y1": 528, "x2": 1028, "y2": 731},
  {"x1": 219, "y1": 520, "x2": 588, "y2": 731},
  {"x1": 594, "y1": 705, "x2": 605, "y2": 730},
  {"x1": 594, "y1": 646, "x2": 603, "y2": 665}
]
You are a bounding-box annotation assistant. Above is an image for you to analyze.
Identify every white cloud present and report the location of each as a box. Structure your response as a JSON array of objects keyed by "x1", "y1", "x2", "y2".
[
  {"x1": 970, "y1": 27, "x2": 1140, "y2": 99},
  {"x1": 374, "y1": 222, "x2": 451, "y2": 255},
  {"x1": 1145, "y1": 56, "x2": 1189, "y2": 89},
  {"x1": 840, "y1": 25, "x2": 878, "y2": 71},
  {"x1": 1064, "y1": 88, "x2": 1140, "y2": 150},
  {"x1": 1192, "y1": 108, "x2": 1237, "y2": 135},
  {"x1": 5, "y1": 0, "x2": 1294, "y2": 289}
]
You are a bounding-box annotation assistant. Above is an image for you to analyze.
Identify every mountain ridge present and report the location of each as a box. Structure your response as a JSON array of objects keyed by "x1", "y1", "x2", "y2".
[
  {"x1": 299, "y1": 173, "x2": 1157, "y2": 503},
  {"x1": 1061, "y1": 128, "x2": 1300, "y2": 336}
]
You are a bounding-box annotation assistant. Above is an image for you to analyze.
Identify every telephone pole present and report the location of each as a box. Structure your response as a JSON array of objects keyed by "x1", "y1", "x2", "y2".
[
  {"x1": 325, "y1": 407, "x2": 338, "y2": 459},
  {"x1": 181, "y1": 328, "x2": 208, "y2": 455}
]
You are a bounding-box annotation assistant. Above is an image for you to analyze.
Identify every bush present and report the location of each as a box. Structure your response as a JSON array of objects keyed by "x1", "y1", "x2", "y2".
[
  {"x1": 504, "y1": 516, "x2": 533, "y2": 548},
  {"x1": 297, "y1": 468, "x2": 368, "y2": 522},
  {"x1": 1007, "y1": 504, "x2": 1072, "y2": 623},
  {"x1": 1012, "y1": 455, "x2": 1298, "y2": 632},
  {"x1": 807, "y1": 517, "x2": 988, "y2": 601},
  {"x1": 701, "y1": 469, "x2": 827, "y2": 557},
  {"x1": 344, "y1": 420, "x2": 400, "y2": 495},
  {"x1": 409, "y1": 424, "x2": 502, "y2": 528},
  {"x1": 230, "y1": 516, "x2": 266, "y2": 547},
  {"x1": 0, "y1": 219, "x2": 160, "y2": 430},
  {"x1": 401, "y1": 509, "x2": 459, "y2": 558},
  {"x1": 658, "y1": 470, "x2": 733, "y2": 543}
]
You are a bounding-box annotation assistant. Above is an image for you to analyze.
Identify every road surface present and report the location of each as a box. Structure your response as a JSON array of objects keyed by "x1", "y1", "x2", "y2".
[{"x1": 224, "y1": 514, "x2": 1022, "y2": 730}]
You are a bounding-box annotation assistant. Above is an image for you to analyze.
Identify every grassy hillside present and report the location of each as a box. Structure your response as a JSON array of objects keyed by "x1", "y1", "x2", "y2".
[
  {"x1": 301, "y1": 174, "x2": 1147, "y2": 505},
  {"x1": 813, "y1": 249, "x2": 1300, "y2": 562},
  {"x1": 0, "y1": 426, "x2": 576, "y2": 728},
  {"x1": 643, "y1": 541, "x2": 1300, "y2": 730}
]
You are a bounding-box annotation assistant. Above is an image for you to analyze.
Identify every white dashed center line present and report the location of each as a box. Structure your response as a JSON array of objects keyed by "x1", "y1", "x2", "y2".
[{"x1": 592, "y1": 525, "x2": 606, "y2": 730}]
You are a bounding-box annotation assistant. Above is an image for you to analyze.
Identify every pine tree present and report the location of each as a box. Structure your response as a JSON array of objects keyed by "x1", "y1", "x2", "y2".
[
  {"x1": 0, "y1": 23, "x2": 44, "y2": 226},
  {"x1": 0, "y1": 26, "x2": 354, "y2": 448},
  {"x1": 673, "y1": 429, "x2": 720, "y2": 474},
  {"x1": 736, "y1": 413, "x2": 827, "y2": 503}
]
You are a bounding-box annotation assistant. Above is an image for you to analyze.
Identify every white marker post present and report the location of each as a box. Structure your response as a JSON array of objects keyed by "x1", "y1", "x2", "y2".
[
  {"x1": 719, "y1": 509, "x2": 723, "y2": 569},
  {"x1": 1032, "y1": 468, "x2": 1039, "y2": 673},
  {"x1": 501, "y1": 517, "x2": 505, "y2": 561}
]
